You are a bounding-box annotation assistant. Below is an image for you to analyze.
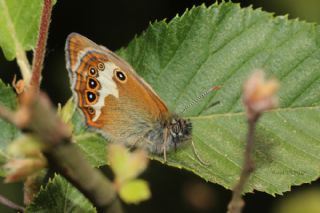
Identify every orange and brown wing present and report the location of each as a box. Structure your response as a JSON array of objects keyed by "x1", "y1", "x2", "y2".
[
  {"x1": 66, "y1": 33, "x2": 111, "y2": 128},
  {"x1": 65, "y1": 33, "x2": 169, "y2": 145}
]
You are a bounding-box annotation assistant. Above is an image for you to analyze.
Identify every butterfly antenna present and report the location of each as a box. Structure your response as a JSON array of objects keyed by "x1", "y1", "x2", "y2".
[{"x1": 180, "y1": 86, "x2": 221, "y2": 114}]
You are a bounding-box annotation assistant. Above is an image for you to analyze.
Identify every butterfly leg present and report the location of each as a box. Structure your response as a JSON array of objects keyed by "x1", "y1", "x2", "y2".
[
  {"x1": 163, "y1": 145, "x2": 167, "y2": 162},
  {"x1": 162, "y1": 128, "x2": 169, "y2": 163}
]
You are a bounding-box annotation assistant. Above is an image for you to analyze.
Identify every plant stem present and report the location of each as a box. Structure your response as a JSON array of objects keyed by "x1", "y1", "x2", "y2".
[
  {"x1": 0, "y1": 194, "x2": 25, "y2": 212},
  {"x1": 45, "y1": 142, "x2": 123, "y2": 213},
  {"x1": 23, "y1": 0, "x2": 53, "y2": 203},
  {"x1": 30, "y1": 0, "x2": 53, "y2": 91},
  {"x1": 31, "y1": 94, "x2": 123, "y2": 212},
  {"x1": 227, "y1": 115, "x2": 259, "y2": 213},
  {"x1": 0, "y1": 93, "x2": 123, "y2": 213}
]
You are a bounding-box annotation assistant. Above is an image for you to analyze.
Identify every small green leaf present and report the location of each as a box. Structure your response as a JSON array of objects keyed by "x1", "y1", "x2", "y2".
[
  {"x1": 75, "y1": 133, "x2": 106, "y2": 166},
  {"x1": 7, "y1": 134, "x2": 43, "y2": 158},
  {"x1": 58, "y1": 97, "x2": 76, "y2": 125},
  {"x1": 26, "y1": 174, "x2": 96, "y2": 213},
  {"x1": 108, "y1": 144, "x2": 130, "y2": 181},
  {"x1": 108, "y1": 144, "x2": 148, "y2": 184},
  {"x1": 0, "y1": 0, "x2": 55, "y2": 60},
  {"x1": 71, "y1": 109, "x2": 86, "y2": 135},
  {"x1": 0, "y1": 80, "x2": 19, "y2": 176},
  {"x1": 119, "y1": 179, "x2": 151, "y2": 204}
]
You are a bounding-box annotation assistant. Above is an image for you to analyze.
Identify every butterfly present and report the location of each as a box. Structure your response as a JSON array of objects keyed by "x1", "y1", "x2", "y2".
[{"x1": 65, "y1": 33, "x2": 204, "y2": 162}]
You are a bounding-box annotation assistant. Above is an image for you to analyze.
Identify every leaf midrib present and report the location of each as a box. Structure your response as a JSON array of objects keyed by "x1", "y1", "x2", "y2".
[
  {"x1": 0, "y1": 0, "x2": 24, "y2": 55},
  {"x1": 189, "y1": 105, "x2": 320, "y2": 120}
]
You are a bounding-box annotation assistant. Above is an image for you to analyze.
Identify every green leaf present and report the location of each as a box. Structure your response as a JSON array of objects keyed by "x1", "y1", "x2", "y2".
[
  {"x1": 108, "y1": 144, "x2": 148, "y2": 184},
  {"x1": 72, "y1": 3, "x2": 320, "y2": 195},
  {"x1": 0, "y1": 0, "x2": 42, "y2": 60},
  {"x1": 0, "y1": 80, "x2": 19, "y2": 176},
  {"x1": 26, "y1": 174, "x2": 96, "y2": 213},
  {"x1": 58, "y1": 97, "x2": 76, "y2": 125},
  {"x1": 6, "y1": 134, "x2": 43, "y2": 158},
  {"x1": 75, "y1": 133, "x2": 106, "y2": 166},
  {"x1": 119, "y1": 179, "x2": 151, "y2": 204},
  {"x1": 0, "y1": 0, "x2": 56, "y2": 60}
]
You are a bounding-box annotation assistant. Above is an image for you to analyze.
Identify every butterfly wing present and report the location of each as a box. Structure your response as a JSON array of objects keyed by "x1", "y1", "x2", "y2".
[{"x1": 65, "y1": 33, "x2": 169, "y2": 147}]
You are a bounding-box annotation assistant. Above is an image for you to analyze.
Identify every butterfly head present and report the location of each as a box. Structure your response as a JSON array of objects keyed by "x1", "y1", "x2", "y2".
[{"x1": 168, "y1": 116, "x2": 192, "y2": 148}]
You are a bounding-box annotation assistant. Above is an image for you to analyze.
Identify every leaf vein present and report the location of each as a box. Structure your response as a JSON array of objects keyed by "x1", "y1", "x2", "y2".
[
  {"x1": 227, "y1": 27, "x2": 308, "y2": 113},
  {"x1": 260, "y1": 116, "x2": 320, "y2": 161},
  {"x1": 0, "y1": 0, "x2": 25, "y2": 56},
  {"x1": 153, "y1": 9, "x2": 200, "y2": 87},
  {"x1": 190, "y1": 105, "x2": 320, "y2": 120},
  {"x1": 171, "y1": 6, "x2": 235, "y2": 109},
  {"x1": 288, "y1": 57, "x2": 320, "y2": 106},
  {"x1": 195, "y1": 133, "x2": 281, "y2": 189},
  {"x1": 195, "y1": 17, "x2": 272, "y2": 114}
]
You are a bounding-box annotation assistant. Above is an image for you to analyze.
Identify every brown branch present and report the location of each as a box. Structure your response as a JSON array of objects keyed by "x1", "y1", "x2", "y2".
[
  {"x1": 30, "y1": 0, "x2": 53, "y2": 91},
  {"x1": 0, "y1": 194, "x2": 25, "y2": 212},
  {"x1": 44, "y1": 142, "x2": 123, "y2": 213},
  {"x1": 31, "y1": 94, "x2": 123, "y2": 212},
  {"x1": 227, "y1": 115, "x2": 260, "y2": 213},
  {"x1": 23, "y1": 0, "x2": 52, "y2": 204},
  {"x1": 0, "y1": 93, "x2": 123, "y2": 213}
]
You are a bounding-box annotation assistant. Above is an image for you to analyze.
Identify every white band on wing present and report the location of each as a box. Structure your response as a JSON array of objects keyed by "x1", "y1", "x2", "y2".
[{"x1": 92, "y1": 62, "x2": 119, "y2": 121}]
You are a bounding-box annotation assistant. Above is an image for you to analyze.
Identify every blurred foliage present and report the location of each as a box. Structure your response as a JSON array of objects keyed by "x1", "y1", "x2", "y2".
[
  {"x1": 0, "y1": 80, "x2": 19, "y2": 176},
  {"x1": 237, "y1": 0, "x2": 320, "y2": 24},
  {"x1": 273, "y1": 188, "x2": 320, "y2": 213},
  {"x1": 108, "y1": 144, "x2": 150, "y2": 204},
  {"x1": 267, "y1": 0, "x2": 320, "y2": 23}
]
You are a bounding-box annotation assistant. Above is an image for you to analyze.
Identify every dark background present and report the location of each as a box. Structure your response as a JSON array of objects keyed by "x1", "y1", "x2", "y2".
[{"x1": 1, "y1": 0, "x2": 320, "y2": 212}]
